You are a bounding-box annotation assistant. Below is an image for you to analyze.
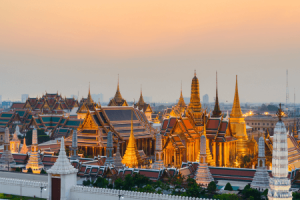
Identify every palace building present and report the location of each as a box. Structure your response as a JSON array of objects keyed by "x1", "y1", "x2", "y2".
[
  {"x1": 160, "y1": 72, "x2": 255, "y2": 168},
  {"x1": 65, "y1": 104, "x2": 156, "y2": 159}
]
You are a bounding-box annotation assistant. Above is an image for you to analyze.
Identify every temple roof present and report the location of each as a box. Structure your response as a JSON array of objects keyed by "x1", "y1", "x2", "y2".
[
  {"x1": 230, "y1": 75, "x2": 242, "y2": 118},
  {"x1": 47, "y1": 137, "x2": 78, "y2": 174},
  {"x1": 108, "y1": 75, "x2": 128, "y2": 106}
]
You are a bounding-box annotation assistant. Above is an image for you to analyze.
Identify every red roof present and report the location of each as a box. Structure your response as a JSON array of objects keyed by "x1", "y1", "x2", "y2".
[
  {"x1": 207, "y1": 119, "x2": 220, "y2": 130},
  {"x1": 219, "y1": 122, "x2": 228, "y2": 133},
  {"x1": 139, "y1": 170, "x2": 160, "y2": 179},
  {"x1": 11, "y1": 103, "x2": 25, "y2": 109}
]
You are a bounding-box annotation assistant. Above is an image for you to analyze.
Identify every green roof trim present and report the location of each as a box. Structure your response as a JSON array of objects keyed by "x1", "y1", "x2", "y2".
[{"x1": 1, "y1": 114, "x2": 13, "y2": 118}]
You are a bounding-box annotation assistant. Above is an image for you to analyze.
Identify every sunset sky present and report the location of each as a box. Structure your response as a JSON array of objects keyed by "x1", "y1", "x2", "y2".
[{"x1": 1, "y1": 0, "x2": 300, "y2": 103}]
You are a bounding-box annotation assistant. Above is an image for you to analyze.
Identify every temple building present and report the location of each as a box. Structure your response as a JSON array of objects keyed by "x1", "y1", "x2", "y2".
[
  {"x1": 10, "y1": 126, "x2": 21, "y2": 153},
  {"x1": 108, "y1": 76, "x2": 128, "y2": 106},
  {"x1": 251, "y1": 135, "x2": 269, "y2": 190},
  {"x1": 194, "y1": 134, "x2": 214, "y2": 186},
  {"x1": 23, "y1": 92, "x2": 79, "y2": 112},
  {"x1": 134, "y1": 89, "x2": 153, "y2": 121},
  {"x1": 161, "y1": 72, "x2": 238, "y2": 168},
  {"x1": 24, "y1": 128, "x2": 44, "y2": 174},
  {"x1": 65, "y1": 105, "x2": 156, "y2": 159},
  {"x1": 268, "y1": 104, "x2": 292, "y2": 200}
]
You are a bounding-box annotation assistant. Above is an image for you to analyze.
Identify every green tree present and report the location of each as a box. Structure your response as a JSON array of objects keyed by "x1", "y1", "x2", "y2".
[
  {"x1": 83, "y1": 179, "x2": 91, "y2": 186},
  {"x1": 93, "y1": 177, "x2": 109, "y2": 188},
  {"x1": 41, "y1": 169, "x2": 47, "y2": 174},
  {"x1": 123, "y1": 174, "x2": 135, "y2": 190},
  {"x1": 213, "y1": 194, "x2": 240, "y2": 200},
  {"x1": 242, "y1": 184, "x2": 262, "y2": 200},
  {"x1": 224, "y1": 182, "x2": 233, "y2": 191},
  {"x1": 114, "y1": 178, "x2": 124, "y2": 189},
  {"x1": 293, "y1": 192, "x2": 300, "y2": 200},
  {"x1": 207, "y1": 181, "x2": 217, "y2": 193},
  {"x1": 26, "y1": 129, "x2": 50, "y2": 145},
  {"x1": 183, "y1": 178, "x2": 204, "y2": 198},
  {"x1": 132, "y1": 173, "x2": 151, "y2": 188}
]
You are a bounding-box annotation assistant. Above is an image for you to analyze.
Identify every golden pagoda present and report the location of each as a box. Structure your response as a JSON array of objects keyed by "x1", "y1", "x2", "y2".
[
  {"x1": 188, "y1": 70, "x2": 202, "y2": 126},
  {"x1": 108, "y1": 75, "x2": 128, "y2": 106},
  {"x1": 121, "y1": 112, "x2": 142, "y2": 168},
  {"x1": 229, "y1": 75, "x2": 248, "y2": 157}
]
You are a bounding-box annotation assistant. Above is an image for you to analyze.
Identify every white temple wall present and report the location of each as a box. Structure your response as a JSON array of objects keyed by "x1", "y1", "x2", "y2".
[
  {"x1": 0, "y1": 178, "x2": 48, "y2": 198},
  {"x1": 70, "y1": 186, "x2": 215, "y2": 200}
]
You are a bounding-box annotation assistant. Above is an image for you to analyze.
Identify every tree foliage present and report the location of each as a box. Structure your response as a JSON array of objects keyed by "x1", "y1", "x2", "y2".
[
  {"x1": 224, "y1": 182, "x2": 233, "y2": 191},
  {"x1": 207, "y1": 181, "x2": 217, "y2": 193},
  {"x1": 26, "y1": 129, "x2": 50, "y2": 145}
]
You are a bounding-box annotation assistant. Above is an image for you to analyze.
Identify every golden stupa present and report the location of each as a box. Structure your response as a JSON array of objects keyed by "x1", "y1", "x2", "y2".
[{"x1": 121, "y1": 112, "x2": 142, "y2": 168}]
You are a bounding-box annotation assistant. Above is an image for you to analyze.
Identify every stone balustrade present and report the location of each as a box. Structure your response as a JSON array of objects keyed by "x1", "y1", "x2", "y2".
[
  {"x1": 71, "y1": 185, "x2": 217, "y2": 200},
  {"x1": 0, "y1": 177, "x2": 47, "y2": 187}
]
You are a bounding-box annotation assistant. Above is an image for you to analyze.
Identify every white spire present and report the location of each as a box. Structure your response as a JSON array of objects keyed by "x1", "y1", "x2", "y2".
[{"x1": 47, "y1": 137, "x2": 78, "y2": 174}]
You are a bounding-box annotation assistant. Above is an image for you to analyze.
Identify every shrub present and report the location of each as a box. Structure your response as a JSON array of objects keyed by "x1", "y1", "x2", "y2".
[
  {"x1": 213, "y1": 194, "x2": 240, "y2": 200},
  {"x1": 41, "y1": 169, "x2": 47, "y2": 174},
  {"x1": 207, "y1": 181, "x2": 217, "y2": 193},
  {"x1": 224, "y1": 182, "x2": 233, "y2": 191},
  {"x1": 83, "y1": 179, "x2": 91, "y2": 186}
]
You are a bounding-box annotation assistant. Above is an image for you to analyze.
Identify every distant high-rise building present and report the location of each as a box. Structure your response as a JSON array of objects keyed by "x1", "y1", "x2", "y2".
[
  {"x1": 91, "y1": 93, "x2": 104, "y2": 103},
  {"x1": 143, "y1": 96, "x2": 152, "y2": 103},
  {"x1": 21, "y1": 94, "x2": 29, "y2": 103},
  {"x1": 0, "y1": 95, "x2": 2, "y2": 106},
  {"x1": 203, "y1": 94, "x2": 209, "y2": 104}
]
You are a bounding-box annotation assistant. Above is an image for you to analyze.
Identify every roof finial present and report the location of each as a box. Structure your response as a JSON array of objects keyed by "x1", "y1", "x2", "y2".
[
  {"x1": 212, "y1": 71, "x2": 222, "y2": 117},
  {"x1": 194, "y1": 70, "x2": 196, "y2": 77},
  {"x1": 89, "y1": 82, "x2": 90, "y2": 95},
  {"x1": 230, "y1": 75, "x2": 242, "y2": 118},
  {"x1": 277, "y1": 103, "x2": 283, "y2": 121},
  {"x1": 181, "y1": 80, "x2": 182, "y2": 93},
  {"x1": 117, "y1": 74, "x2": 120, "y2": 91},
  {"x1": 141, "y1": 84, "x2": 142, "y2": 96}
]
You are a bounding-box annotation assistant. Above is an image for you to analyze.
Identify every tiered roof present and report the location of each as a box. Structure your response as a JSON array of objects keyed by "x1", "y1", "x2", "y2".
[
  {"x1": 23, "y1": 93, "x2": 79, "y2": 112},
  {"x1": 108, "y1": 76, "x2": 128, "y2": 106},
  {"x1": 134, "y1": 89, "x2": 152, "y2": 113},
  {"x1": 66, "y1": 106, "x2": 155, "y2": 148}
]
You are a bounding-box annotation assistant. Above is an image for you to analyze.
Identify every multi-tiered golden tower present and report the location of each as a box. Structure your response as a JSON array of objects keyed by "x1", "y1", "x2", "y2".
[
  {"x1": 229, "y1": 75, "x2": 248, "y2": 157},
  {"x1": 189, "y1": 70, "x2": 202, "y2": 126},
  {"x1": 121, "y1": 112, "x2": 142, "y2": 168}
]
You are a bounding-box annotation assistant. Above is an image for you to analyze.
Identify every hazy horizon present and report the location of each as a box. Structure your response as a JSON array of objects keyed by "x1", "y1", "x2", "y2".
[{"x1": 1, "y1": 1, "x2": 300, "y2": 103}]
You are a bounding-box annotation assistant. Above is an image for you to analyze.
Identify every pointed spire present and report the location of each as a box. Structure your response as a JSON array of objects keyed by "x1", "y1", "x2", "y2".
[
  {"x1": 114, "y1": 139, "x2": 123, "y2": 169},
  {"x1": 194, "y1": 69, "x2": 196, "y2": 77},
  {"x1": 177, "y1": 81, "x2": 186, "y2": 109},
  {"x1": 137, "y1": 85, "x2": 145, "y2": 107},
  {"x1": 121, "y1": 110, "x2": 141, "y2": 168},
  {"x1": 212, "y1": 71, "x2": 222, "y2": 117},
  {"x1": 47, "y1": 137, "x2": 78, "y2": 174},
  {"x1": 86, "y1": 82, "x2": 94, "y2": 104},
  {"x1": 230, "y1": 75, "x2": 242, "y2": 118}
]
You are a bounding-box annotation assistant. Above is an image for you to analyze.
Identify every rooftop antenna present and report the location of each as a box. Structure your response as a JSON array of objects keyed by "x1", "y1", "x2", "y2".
[{"x1": 286, "y1": 69, "x2": 289, "y2": 110}]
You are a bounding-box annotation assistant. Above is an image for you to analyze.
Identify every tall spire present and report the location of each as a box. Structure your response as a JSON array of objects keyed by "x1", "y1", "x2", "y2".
[
  {"x1": 212, "y1": 71, "x2": 222, "y2": 117},
  {"x1": 121, "y1": 110, "x2": 141, "y2": 168},
  {"x1": 137, "y1": 85, "x2": 145, "y2": 107},
  {"x1": 114, "y1": 74, "x2": 123, "y2": 102},
  {"x1": 114, "y1": 139, "x2": 123, "y2": 169},
  {"x1": 177, "y1": 81, "x2": 186, "y2": 109},
  {"x1": 230, "y1": 75, "x2": 242, "y2": 118},
  {"x1": 86, "y1": 82, "x2": 94, "y2": 104},
  {"x1": 189, "y1": 71, "x2": 202, "y2": 125}
]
